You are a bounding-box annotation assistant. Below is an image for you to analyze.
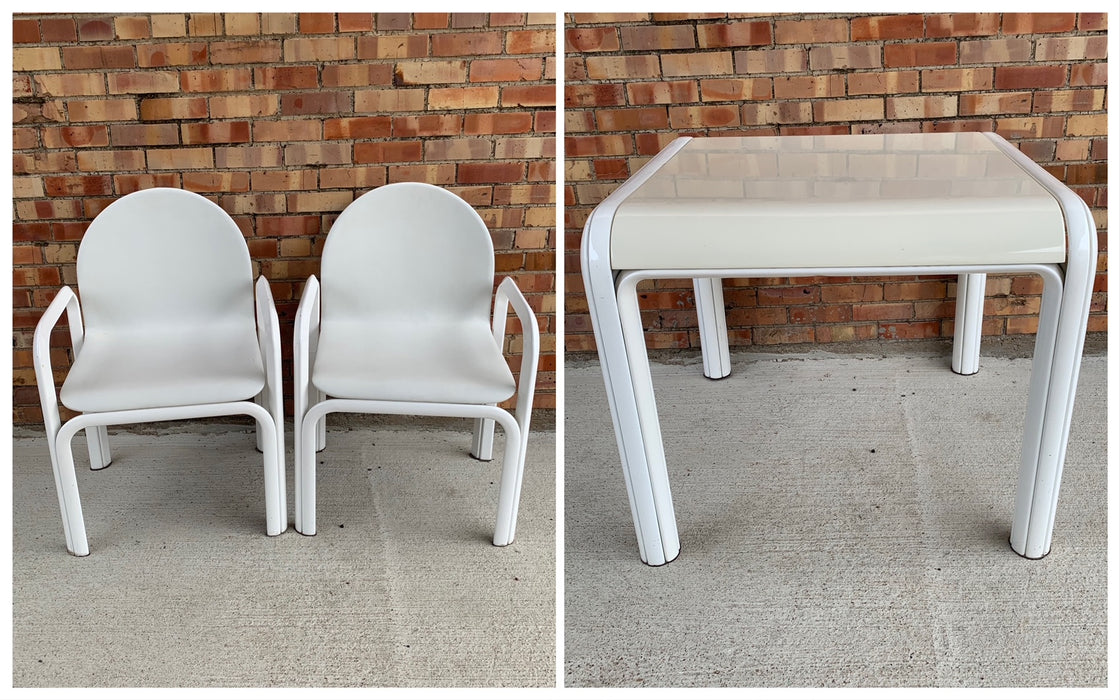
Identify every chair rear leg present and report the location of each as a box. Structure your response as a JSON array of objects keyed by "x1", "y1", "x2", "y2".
[
  {"x1": 471, "y1": 415, "x2": 496, "y2": 461},
  {"x1": 86, "y1": 425, "x2": 112, "y2": 470}
]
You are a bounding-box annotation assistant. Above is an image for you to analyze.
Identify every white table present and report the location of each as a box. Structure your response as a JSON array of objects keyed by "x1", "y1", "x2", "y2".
[{"x1": 581, "y1": 133, "x2": 1095, "y2": 566}]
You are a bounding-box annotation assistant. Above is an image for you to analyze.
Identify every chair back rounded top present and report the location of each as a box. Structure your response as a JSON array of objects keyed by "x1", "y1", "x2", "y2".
[
  {"x1": 320, "y1": 182, "x2": 496, "y2": 324},
  {"x1": 76, "y1": 188, "x2": 256, "y2": 331}
]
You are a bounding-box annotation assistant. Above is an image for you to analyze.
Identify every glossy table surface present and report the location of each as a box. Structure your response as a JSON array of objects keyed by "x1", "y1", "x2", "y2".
[{"x1": 610, "y1": 132, "x2": 1067, "y2": 270}]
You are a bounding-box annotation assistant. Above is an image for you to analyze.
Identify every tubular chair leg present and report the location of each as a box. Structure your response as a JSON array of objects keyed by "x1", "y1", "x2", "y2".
[
  {"x1": 52, "y1": 427, "x2": 91, "y2": 557},
  {"x1": 471, "y1": 415, "x2": 496, "y2": 461},
  {"x1": 86, "y1": 425, "x2": 111, "y2": 470},
  {"x1": 296, "y1": 407, "x2": 319, "y2": 536},
  {"x1": 492, "y1": 415, "x2": 524, "y2": 547}
]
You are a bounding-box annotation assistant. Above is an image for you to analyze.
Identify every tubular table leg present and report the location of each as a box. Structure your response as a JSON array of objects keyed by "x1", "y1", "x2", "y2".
[
  {"x1": 693, "y1": 277, "x2": 731, "y2": 379},
  {"x1": 952, "y1": 273, "x2": 985, "y2": 375}
]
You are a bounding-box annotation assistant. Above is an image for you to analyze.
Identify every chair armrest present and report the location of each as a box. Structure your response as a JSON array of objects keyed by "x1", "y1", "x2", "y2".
[
  {"x1": 34, "y1": 287, "x2": 83, "y2": 437},
  {"x1": 494, "y1": 277, "x2": 539, "y2": 421},
  {"x1": 294, "y1": 275, "x2": 321, "y2": 418},
  {"x1": 255, "y1": 276, "x2": 283, "y2": 392}
]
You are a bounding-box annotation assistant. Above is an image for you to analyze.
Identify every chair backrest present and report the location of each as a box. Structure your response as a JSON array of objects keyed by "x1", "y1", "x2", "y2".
[
  {"x1": 320, "y1": 182, "x2": 496, "y2": 324},
  {"x1": 76, "y1": 188, "x2": 256, "y2": 331}
]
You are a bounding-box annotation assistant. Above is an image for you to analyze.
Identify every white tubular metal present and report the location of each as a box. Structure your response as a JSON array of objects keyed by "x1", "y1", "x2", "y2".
[
  {"x1": 693, "y1": 277, "x2": 731, "y2": 379},
  {"x1": 255, "y1": 275, "x2": 286, "y2": 520},
  {"x1": 992, "y1": 134, "x2": 1098, "y2": 559},
  {"x1": 471, "y1": 279, "x2": 513, "y2": 462},
  {"x1": 293, "y1": 275, "x2": 320, "y2": 535},
  {"x1": 50, "y1": 401, "x2": 284, "y2": 556},
  {"x1": 496, "y1": 276, "x2": 539, "y2": 540},
  {"x1": 33, "y1": 288, "x2": 112, "y2": 473},
  {"x1": 297, "y1": 399, "x2": 523, "y2": 545},
  {"x1": 952, "y1": 273, "x2": 986, "y2": 375},
  {"x1": 581, "y1": 136, "x2": 692, "y2": 566}
]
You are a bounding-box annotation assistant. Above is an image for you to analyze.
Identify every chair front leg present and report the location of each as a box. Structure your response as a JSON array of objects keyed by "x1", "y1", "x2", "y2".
[{"x1": 53, "y1": 419, "x2": 92, "y2": 556}]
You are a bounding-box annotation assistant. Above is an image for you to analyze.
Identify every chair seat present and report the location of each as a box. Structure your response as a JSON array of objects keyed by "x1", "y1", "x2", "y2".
[
  {"x1": 312, "y1": 319, "x2": 516, "y2": 405},
  {"x1": 61, "y1": 325, "x2": 266, "y2": 413}
]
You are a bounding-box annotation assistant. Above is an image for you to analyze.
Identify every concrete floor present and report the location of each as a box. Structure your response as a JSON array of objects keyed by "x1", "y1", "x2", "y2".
[
  {"x1": 12, "y1": 418, "x2": 556, "y2": 687},
  {"x1": 565, "y1": 345, "x2": 1107, "y2": 687}
]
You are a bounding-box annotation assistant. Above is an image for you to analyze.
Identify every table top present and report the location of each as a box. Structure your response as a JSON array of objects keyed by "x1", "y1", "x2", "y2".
[{"x1": 608, "y1": 132, "x2": 1067, "y2": 270}]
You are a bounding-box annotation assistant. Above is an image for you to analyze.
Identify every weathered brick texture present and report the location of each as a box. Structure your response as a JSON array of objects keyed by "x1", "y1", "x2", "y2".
[
  {"x1": 564, "y1": 12, "x2": 1107, "y2": 355},
  {"x1": 13, "y1": 13, "x2": 556, "y2": 425}
]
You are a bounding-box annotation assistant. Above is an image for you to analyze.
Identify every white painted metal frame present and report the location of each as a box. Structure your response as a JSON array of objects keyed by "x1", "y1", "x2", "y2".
[
  {"x1": 582, "y1": 135, "x2": 1095, "y2": 566},
  {"x1": 293, "y1": 275, "x2": 539, "y2": 545},
  {"x1": 33, "y1": 277, "x2": 287, "y2": 557}
]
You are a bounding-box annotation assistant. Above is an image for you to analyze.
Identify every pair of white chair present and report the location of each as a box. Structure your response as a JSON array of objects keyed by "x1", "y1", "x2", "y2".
[{"x1": 34, "y1": 184, "x2": 539, "y2": 556}]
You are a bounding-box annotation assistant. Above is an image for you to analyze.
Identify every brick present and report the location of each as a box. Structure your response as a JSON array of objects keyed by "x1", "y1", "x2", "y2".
[
  {"x1": 111, "y1": 123, "x2": 179, "y2": 147},
  {"x1": 669, "y1": 105, "x2": 740, "y2": 129},
  {"x1": 627, "y1": 80, "x2": 700, "y2": 105},
  {"x1": 187, "y1": 13, "x2": 222, "y2": 36},
  {"x1": 465, "y1": 113, "x2": 534, "y2": 135},
  {"x1": 494, "y1": 136, "x2": 554, "y2": 160},
  {"x1": 775, "y1": 19, "x2": 848, "y2": 44},
  {"x1": 995, "y1": 65, "x2": 1066, "y2": 90},
  {"x1": 284, "y1": 143, "x2": 351, "y2": 167},
  {"x1": 808, "y1": 45, "x2": 880, "y2": 71},
  {"x1": 150, "y1": 14, "x2": 187, "y2": 38},
  {"x1": 424, "y1": 139, "x2": 491, "y2": 161},
  {"x1": 662, "y1": 51, "x2": 733, "y2": 77},
  {"x1": 501, "y1": 86, "x2": 554, "y2": 107},
  {"x1": 697, "y1": 21, "x2": 771, "y2": 48},
  {"x1": 505, "y1": 29, "x2": 554, "y2": 54},
  {"x1": 317, "y1": 65, "x2": 388, "y2": 88},
  {"x1": 14, "y1": 46, "x2": 61, "y2": 71},
  {"x1": 848, "y1": 71, "x2": 919, "y2": 95},
  {"x1": 774, "y1": 75, "x2": 845, "y2": 99},
  {"x1": 62, "y1": 45, "x2": 134, "y2": 69},
  {"x1": 620, "y1": 25, "x2": 697, "y2": 52},
  {"x1": 298, "y1": 13, "x2": 335, "y2": 33},
  {"x1": 432, "y1": 31, "x2": 503, "y2": 56},
  {"x1": 40, "y1": 18, "x2": 77, "y2": 42},
  {"x1": 1003, "y1": 13, "x2": 1076, "y2": 34},
  {"x1": 13, "y1": 19, "x2": 41, "y2": 43},
  {"x1": 390, "y1": 114, "x2": 460, "y2": 137},
  {"x1": 253, "y1": 120, "x2": 321, "y2": 142},
  {"x1": 852, "y1": 15, "x2": 924, "y2": 41},
  {"x1": 211, "y1": 39, "x2": 283, "y2": 64},
  {"x1": 813, "y1": 98, "x2": 884, "y2": 123},
  {"x1": 255, "y1": 65, "x2": 319, "y2": 90},
  {"x1": 43, "y1": 175, "x2": 113, "y2": 197},
  {"x1": 428, "y1": 86, "x2": 499, "y2": 110},
  {"x1": 470, "y1": 58, "x2": 543, "y2": 83},
  {"x1": 920, "y1": 68, "x2": 992, "y2": 92},
  {"x1": 1036, "y1": 36, "x2": 1108, "y2": 61},
  {"x1": 67, "y1": 98, "x2": 138, "y2": 122},
  {"x1": 209, "y1": 95, "x2": 278, "y2": 119},
  {"x1": 114, "y1": 174, "x2": 187, "y2": 193},
  {"x1": 224, "y1": 13, "x2": 260, "y2": 36},
  {"x1": 138, "y1": 94, "x2": 210, "y2": 123},
  {"x1": 115, "y1": 17, "x2": 151, "y2": 40},
  {"x1": 925, "y1": 13, "x2": 1000, "y2": 37},
  {"x1": 586, "y1": 55, "x2": 661, "y2": 81},
  {"x1": 1066, "y1": 114, "x2": 1107, "y2": 137},
  {"x1": 1078, "y1": 13, "x2": 1107, "y2": 31},
  {"x1": 458, "y1": 162, "x2": 525, "y2": 184},
  {"x1": 77, "y1": 150, "x2": 145, "y2": 172},
  {"x1": 30, "y1": 74, "x2": 103, "y2": 98},
  {"x1": 394, "y1": 60, "x2": 468, "y2": 85},
  {"x1": 283, "y1": 37, "x2": 353, "y2": 62},
  {"x1": 107, "y1": 71, "x2": 179, "y2": 94},
  {"x1": 566, "y1": 134, "x2": 632, "y2": 157},
  {"x1": 355, "y1": 88, "x2": 427, "y2": 113},
  {"x1": 147, "y1": 148, "x2": 214, "y2": 170},
  {"x1": 887, "y1": 95, "x2": 957, "y2": 120},
  {"x1": 354, "y1": 141, "x2": 423, "y2": 164},
  {"x1": 959, "y1": 92, "x2": 1032, "y2": 115},
  {"x1": 181, "y1": 68, "x2": 253, "y2": 92},
  {"x1": 137, "y1": 42, "x2": 209, "y2": 67},
  {"x1": 76, "y1": 18, "x2": 114, "y2": 41},
  {"x1": 741, "y1": 101, "x2": 812, "y2": 125},
  {"x1": 214, "y1": 145, "x2": 282, "y2": 169},
  {"x1": 958, "y1": 38, "x2": 1031, "y2": 64},
  {"x1": 1069, "y1": 63, "x2": 1107, "y2": 87},
  {"x1": 736, "y1": 47, "x2": 807, "y2": 74},
  {"x1": 182, "y1": 122, "x2": 251, "y2": 145},
  {"x1": 566, "y1": 84, "x2": 626, "y2": 108},
  {"x1": 595, "y1": 107, "x2": 669, "y2": 132},
  {"x1": 884, "y1": 42, "x2": 956, "y2": 68},
  {"x1": 260, "y1": 14, "x2": 298, "y2": 35},
  {"x1": 1055, "y1": 139, "x2": 1090, "y2": 161},
  {"x1": 182, "y1": 172, "x2": 250, "y2": 193},
  {"x1": 1032, "y1": 89, "x2": 1105, "y2": 113},
  {"x1": 280, "y1": 91, "x2": 351, "y2": 116},
  {"x1": 994, "y1": 116, "x2": 1064, "y2": 139},
  {"x1": 566, "y1": 27, "x2": 621, "y2": 52}
]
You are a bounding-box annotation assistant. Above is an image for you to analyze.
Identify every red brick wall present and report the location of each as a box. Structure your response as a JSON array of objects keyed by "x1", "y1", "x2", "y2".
[
  {"x1": 12, "y1": 12, "x2": 556, "y2": 425},
  {"x1": 564, "y1": 12, "x2": 1107, "y2": 352}
]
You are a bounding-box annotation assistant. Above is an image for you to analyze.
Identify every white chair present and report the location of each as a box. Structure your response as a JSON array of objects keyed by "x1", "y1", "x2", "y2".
[
  {"x1": 293, "y1": 182, "x2": 539, "y2": 545},
  {"x1": 33, "y1": 188, "x2": 286, "y2": 556}
]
